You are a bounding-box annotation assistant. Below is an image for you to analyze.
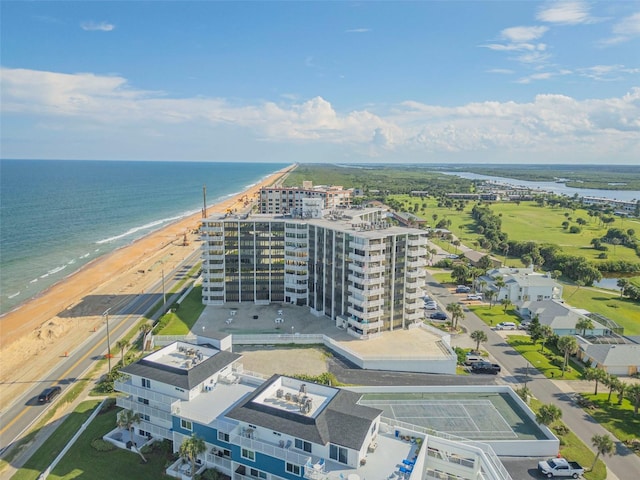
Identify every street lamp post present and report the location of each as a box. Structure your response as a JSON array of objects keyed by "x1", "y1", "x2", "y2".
[
  {"x1": 524, "y1": 362, "x2": 530, "y2": 390},
  {"x1": 103, "y1": 308, "x2": 112, "y2": 372}
]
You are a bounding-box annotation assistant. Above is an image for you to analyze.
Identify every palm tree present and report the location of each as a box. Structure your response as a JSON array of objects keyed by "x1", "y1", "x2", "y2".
[
  {"x1": 477, "y1": 279, "x2": 487, "y2": 295},
  {"x1": 116, "y1": 339, "x2": 130, "y2": 366},
  {"x1": 446, "y1": 302, "x2": 465, "y2": 330},
  {"x1": 557, "y1": 336, "x2": 578, "y2": 378},
  {"x1": 605, "y1": 375, "x2": 621, "y2": 403},
  {"x1": 617, "y1": 381, "x2": 628, "y2": 405},
  {"x1": 575, "y1": 318, "x2": 594, "y2": 337},
  {"x1": 485, "y1": 289, "x2": 497, "y2": 308},
  {"x1": 590, "y1": 434, "x2": 614, "y2": 472},
  {"x1": 470, "y1": 330, "x2": 488, "y2": 352},
  {"x1": 179, "y1": 435, "x2": 206, "y2": 478},
  {"x1": 584, "y1": 367, "x2": 608, "y2": 395},
  {"x1": 538, "y1": 325, "x2": 554, "y2": 353},
  {"x1": 494, "y1": 276, "x2": 506, "y2": 301},
  {"x1": 117, "y1": 409, "x2": 147, "y2": 463},
  {"x1": 500, "y1": 298, "x2": 513, "y2": 313},
  {"x1": 626, "y1": 383, "x2": 640, "y2": 415},
  {"x1": 536, "y1": 403, "x2": 562, "y2": 427}
]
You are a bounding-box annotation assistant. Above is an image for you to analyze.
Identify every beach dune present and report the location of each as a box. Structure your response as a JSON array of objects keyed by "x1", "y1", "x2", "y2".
[{"x1": 0, "y1": 165, "x2": 295, "y2": 411}]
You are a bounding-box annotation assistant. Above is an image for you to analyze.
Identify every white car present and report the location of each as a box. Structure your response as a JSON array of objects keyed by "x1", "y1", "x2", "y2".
[
  {"x1": 424, "y1": 302, "x2": 438, "y2": 310},
  {"x1": 496, "y1": 322, "x2": 517, "y2": 330},
  {"x1": 466, "y1": 294, "x2": 483, "y2": 301}
]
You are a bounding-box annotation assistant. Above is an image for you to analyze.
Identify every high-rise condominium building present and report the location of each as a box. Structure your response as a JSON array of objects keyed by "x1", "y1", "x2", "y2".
[
  {"x1": 259, "y1": 184, "x2": 353, "y2": 214},
  {"x1": 201, "y1": 204, "x2": 428, "y2": 337}
]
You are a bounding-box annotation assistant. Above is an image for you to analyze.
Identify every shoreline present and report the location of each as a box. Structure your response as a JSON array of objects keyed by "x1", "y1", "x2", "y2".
[{"x1": 0, "y1": 164, "x2": 295, "y2": 409}]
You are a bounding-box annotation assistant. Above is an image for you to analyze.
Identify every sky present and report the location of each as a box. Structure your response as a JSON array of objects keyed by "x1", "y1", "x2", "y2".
[{"x1": 1, "y1": 1, "x2": 639, "y2": 165}]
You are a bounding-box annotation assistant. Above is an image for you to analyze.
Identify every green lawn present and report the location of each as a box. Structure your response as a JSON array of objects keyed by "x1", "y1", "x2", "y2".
[
  {"x1": 527, "y1": 398, "x2": 607, "y2": 480},
  {"x1": 392, "y1": 196, "x2": 640, "y2": 265},
  {"x1": 156, "y1": 285, "x2": 206, "y2": 335},
  {"x1": 44, "y1": 404, "x2": 171, "y2": 480},
  {"x1": 12, "y1": 401, "x2": 102, "y2": 480},
  {"x1": 562, "y1": 285, "x2": 640, "y2": 336},
  {"x1": 506, "y1": 335, "x2": 584, "y2": 381},
  {"x1": 429, "y1": 271, "x2": 453, "y2": 285},
  {"x1": 467, "y1": 305, "x2": 523, "y2": 327},
  {"x1": 579, "y1": 393, "x2": 640, "y2": 446}
]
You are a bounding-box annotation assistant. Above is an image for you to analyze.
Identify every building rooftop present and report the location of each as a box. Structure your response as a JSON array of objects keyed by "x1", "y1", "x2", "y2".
[
  {"x1": 225, "y1": 374, "x2": 382, "y2": 450},
  {"x1": 121, "y1": 341, "x2": 241, "y2": 390}
]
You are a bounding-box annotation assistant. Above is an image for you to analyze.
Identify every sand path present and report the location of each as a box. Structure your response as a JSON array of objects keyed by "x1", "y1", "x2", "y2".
[{"x1": 0, "y1": 165, "x2": 294, "y2": 411}]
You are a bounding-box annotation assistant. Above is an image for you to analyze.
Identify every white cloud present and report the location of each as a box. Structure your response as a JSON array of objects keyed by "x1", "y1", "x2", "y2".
[
  {"x1": 600, "y1": 12, "x2": 640, "y2": 45},
  {"x1": 345, "y1": 28, "x2": 371, "y2": 33},
  {"x1": 81, "y1": 21, "x2": 115, "y2": 32},
  {"x1": 487, "y1": 69, "x2": 515, "y2": 75},
  {"x1": 537, "y1": 1, "x2": 592, "y2": 25},
  {"x1": 501, "y1": 26, "x2": 548, "y2": 42},
  {"x1": 1, "y1": 67, "x2": 639, "y2": 164}
]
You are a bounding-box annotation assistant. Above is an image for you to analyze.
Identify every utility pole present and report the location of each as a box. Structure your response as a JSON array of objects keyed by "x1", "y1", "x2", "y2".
[
  {"x1": 103, "y1": 308, "x2": 112, "y2": 372},
  {"x1": 162, "y1": 268, "x2": 166, "y2": 306}
]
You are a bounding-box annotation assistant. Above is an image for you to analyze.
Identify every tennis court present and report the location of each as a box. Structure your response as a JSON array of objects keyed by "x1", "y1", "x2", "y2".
[{"x1": 359, "y1": 392, "x2": 545, "y2": 440}]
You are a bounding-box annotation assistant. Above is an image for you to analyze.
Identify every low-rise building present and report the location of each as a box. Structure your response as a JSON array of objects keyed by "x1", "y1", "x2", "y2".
[
  {"x1": 479, "y1": 266, "x2": 563, "y2": 303},
  {"x1": 577, "y1": 336, "x2": 640, "y2": 376},
  {"x1": 110, "y1": 340, "x2": 557, "y2": 480},
  {"x1": 517, "y1": 299, "x2": 609, "y2": 336}
]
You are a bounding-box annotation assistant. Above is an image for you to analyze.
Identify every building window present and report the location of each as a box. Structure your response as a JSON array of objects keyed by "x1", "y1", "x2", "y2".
[
  {"x1": 241, "y1": 448, "x2": 255, "y2": 461},
  {"x1": 142, "y1": 414, "x2": 150, "y2": 421},
  {"x1": 330, "y1": 444, "x2": 348, "y2": 464},
  {"x1": 294, "y1": 438, "x2": 312, "y2": 453},
  {"x1": 141, "y1": 378, "x2": 151, "y2": 388},
  {"x1": 250, "y1": 468, "x2": 267, "y2": 479},
  {"x1": 137, "y1": 396, "x2": 149, "y2": 405},
  {"x1": 218, "y1": 431, "x2": 229, "y2": 442},
  {"x1": 286, "y1": 463, "x2": 301, "y2": 475},
  {"x1": 180, "y1": 419, "x2": 192, "y2": 431}
]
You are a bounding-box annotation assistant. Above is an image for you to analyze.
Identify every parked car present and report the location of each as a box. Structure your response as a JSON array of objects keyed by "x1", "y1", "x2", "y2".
[
  {"x1": 455, "y1": 286, "x2": 471, "y2": 293},
  {"x1": 447, "y1": 254, "x2": 459, "y2": 259},
  {"x1": 464, "y1": 354, "x2": 483, "y2": 365},
  {"x1": 430, "y1": 311, "x2": 447, "y2": 321},
  {"x1": 495, "y1": 322, "x2": 517, "y2": 330},
  {"x1": 424, "y1": 302, "x2": 438, "y2": 310},
  {"x1": 38, "y1": 386, "x2": 62, "y2": 403},
  {"x1": 466, "y1": 293, "x2": 483, "y2": 301},
  {"x1": 470, "y1": 361, "x2": 501, "y2": 374},
  {"x1": 519, "y1": 321, "x2": 531, "y2": 330},
  {"x1": 537, "y1": 457, "x2": 585, "y2": 478}
]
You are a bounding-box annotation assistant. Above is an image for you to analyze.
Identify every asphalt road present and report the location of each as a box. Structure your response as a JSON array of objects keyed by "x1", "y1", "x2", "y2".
[
  {"x1": 423, "y1": 270, "x2": 640, "y2": 480},
  {"x1": 0, "y1": 250, "x2": 201, "y2": 456}
]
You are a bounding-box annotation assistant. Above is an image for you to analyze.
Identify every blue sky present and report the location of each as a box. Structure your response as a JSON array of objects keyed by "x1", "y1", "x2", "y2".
[{"x1": 1, "y1": 1, "x2": 639, "y2": 164}]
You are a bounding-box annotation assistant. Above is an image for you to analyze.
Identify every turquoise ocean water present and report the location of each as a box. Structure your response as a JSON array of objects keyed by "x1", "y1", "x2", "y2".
[{"x1": 0, "y1": 160, "x2": 286, "y2": 315}]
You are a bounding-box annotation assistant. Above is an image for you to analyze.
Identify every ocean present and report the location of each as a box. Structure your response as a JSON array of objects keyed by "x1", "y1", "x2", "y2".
[{"x1": 0, "y1": 160, "x2": 287, "y2": 315}]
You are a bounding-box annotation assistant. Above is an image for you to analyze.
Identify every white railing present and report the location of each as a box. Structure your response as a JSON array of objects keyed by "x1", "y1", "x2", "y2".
[
  {"x1": 229, "y1": 433, "x2": 310, "y2": 466},
  {"x1": 138, "y1": 420, "x2": 172, "y2": 440},
  {"x1": 116, "y1": 396, "x2": 173, "y2": 422},
  {"x1": 232, "y1": 333, "x2": 324, "y2": 345},
  {"x1": 153, "y1": 334, "x2": 198, "y2": 346},
  {"x1": 114, "y1": 380, "x2": 179, "y2": 408}
]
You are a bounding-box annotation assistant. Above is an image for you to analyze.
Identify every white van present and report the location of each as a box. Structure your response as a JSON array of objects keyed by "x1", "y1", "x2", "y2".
[{"x1": 496, "y1": 322, "x2": 517, "y2": 330}]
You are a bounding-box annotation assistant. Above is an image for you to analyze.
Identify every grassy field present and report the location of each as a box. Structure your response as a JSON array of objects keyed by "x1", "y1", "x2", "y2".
[
  {"x1": 467, "y1": 305, "x2": 523, "y2": 327},
  {"x1": 561, "y1": 285, "x2": 640, "y2": 336},
  {"x1": 155, "y1": 285, "x2": 206, "y2": 335},
  {"x1": 580, "y1": 393, "x2": 640, "y2": 446},
  {"x1": 393, "y1": 195, "x2": 640, "y2": 265},
  {"x1": 506, "y1": 335, "x2": 584, "y2": 381},
  {"x1": 45, "y1": 403, "x2": 171, "y2": 480},
  {"x1": 12, "y1": 400, "x2": 103, "y2": 480}
]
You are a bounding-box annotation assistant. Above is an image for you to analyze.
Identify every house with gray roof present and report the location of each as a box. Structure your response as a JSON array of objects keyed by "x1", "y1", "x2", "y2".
[
  {"x1": 577, "y1": 337, "x2": 640, "y2": 376},
  {"x1": 517, "y1": 299, "x2": 609, "y2": 336}
]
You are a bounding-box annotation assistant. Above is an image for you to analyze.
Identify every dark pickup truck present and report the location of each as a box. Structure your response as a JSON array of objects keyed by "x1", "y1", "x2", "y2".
[{"x1": 470, "y1": 361, "x2": 501, "y2": 374}]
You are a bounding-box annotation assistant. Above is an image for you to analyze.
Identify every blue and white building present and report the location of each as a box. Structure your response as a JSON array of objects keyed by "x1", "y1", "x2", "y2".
[{"x1": 112, "y1": 340, "x2": 560, "y2": 480}]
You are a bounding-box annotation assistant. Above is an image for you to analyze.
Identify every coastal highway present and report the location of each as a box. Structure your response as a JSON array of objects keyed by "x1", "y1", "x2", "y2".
[{"x1": 0, "y1": 248, "x2": 202, "y2": 457}]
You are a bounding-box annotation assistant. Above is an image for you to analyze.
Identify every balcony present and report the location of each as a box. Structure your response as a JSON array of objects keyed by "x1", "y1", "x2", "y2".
[
  {"x1": 407, "y1": 258, "x2": 427, "y2": 267},
  {"x1": 203, "y1": 281, "x2": 225, "y2": 289},
  {"x1": 204, "y1": 253, "x2": 225, "y2": 261},
  {"x1": 348, "y1": 317, "x2": 383, "y2": 331},
  {"x1": 408, "y1": 247, "x2": 427, "y2": 257},
  {"x1": 407, "y1": 237, "x2": 425, "y2": 247},
  {"x1": 406, "y1": 269, "x2": 422, "y2": 279},
  {"x1": 347, "y1": 306, "x2": 382, "y2": 321},
  {"x1": 347, "y1": 274, "x2": 381, "y2": 286},
  {"x1": 116, "y1": 396, "x2": 172, "y2": 423},
  {"x1": 114, "y1": 380, "x2": 178, "y2": 410}
]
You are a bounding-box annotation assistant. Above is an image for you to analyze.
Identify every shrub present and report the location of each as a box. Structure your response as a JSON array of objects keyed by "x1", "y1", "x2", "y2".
[
  {"x1": 553, "y1": 424, "x2": 569, "y2": 436},
  {"x1": 91, "y1": 438, "x2": 116, "y2": 452}
]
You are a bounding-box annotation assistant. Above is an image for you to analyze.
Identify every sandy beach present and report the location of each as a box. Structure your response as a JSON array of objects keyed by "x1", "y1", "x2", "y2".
[{"x1": 0, "y1": 164, "x2": 295, "y2": 411}]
